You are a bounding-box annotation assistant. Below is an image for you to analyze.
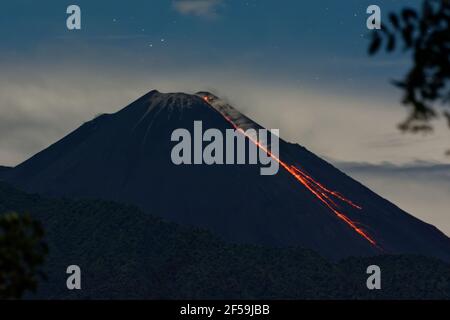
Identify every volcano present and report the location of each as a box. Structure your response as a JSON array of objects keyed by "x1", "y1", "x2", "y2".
[{"x1": 4, "y1": 90, "x2": 450, "y2": 261}]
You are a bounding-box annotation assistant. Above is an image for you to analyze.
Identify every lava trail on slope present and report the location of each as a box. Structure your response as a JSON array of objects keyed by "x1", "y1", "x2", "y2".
[{"x1": 198, "y1": 93, "x2": 378, "y2": 248}]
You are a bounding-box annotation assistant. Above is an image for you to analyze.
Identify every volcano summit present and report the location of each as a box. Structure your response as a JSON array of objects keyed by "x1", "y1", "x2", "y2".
[{"x1": 4, "y1": 90, "x2": 450, "y2": 261}]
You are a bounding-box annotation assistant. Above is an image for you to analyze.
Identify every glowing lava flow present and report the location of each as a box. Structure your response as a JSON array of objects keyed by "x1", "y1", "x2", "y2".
[
  {"x1": 290, "y1": 166, "x2": 362, "y2": 210},
  {"x1": 201, "y1": 96, "x2": 377, "y2": 247}
]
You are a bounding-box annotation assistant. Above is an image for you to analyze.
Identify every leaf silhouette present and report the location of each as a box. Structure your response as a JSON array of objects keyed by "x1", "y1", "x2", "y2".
[{"x1": 369, "y1": 33, "x2": 382, "y2": 55}]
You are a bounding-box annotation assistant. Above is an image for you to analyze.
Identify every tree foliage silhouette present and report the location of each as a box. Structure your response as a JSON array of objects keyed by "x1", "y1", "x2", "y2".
[
  {"x1": 369, "y1": 0, "x2": 450, "y2": 147},
  {"x1": 0, "y1": 212, "x2": 48, "y2": 299}
]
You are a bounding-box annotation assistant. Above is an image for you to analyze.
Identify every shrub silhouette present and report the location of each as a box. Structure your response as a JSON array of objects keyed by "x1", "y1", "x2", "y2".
[
  {"x1": 0, "y1": 212, "x2": 48, "y2": 299},
  {"x1": 369, "y1": 0, "x2": 450, "y2": 143}
]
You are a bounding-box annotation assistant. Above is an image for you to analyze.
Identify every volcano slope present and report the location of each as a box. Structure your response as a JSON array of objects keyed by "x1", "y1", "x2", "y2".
[
  {"x1": 4, "y1": 90, "x2": 450, "y2": 261},
  {"x1": 0, "y1": 166, "x2": 11, "y2": 179},
  {"x1": 2, "y1": 182, "x2": 450, "y2": 299}
]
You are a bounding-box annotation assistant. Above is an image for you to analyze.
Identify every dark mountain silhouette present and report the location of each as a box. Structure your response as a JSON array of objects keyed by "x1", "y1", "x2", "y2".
[
  {"x1": 1, "y1": 182, "x2": 450, "y2": 299},
  {"x1": 0, "y1": 166, "x2": 11, "y2": 179},
  {"x1": 4, "y1": 90, "x2": 450, "y2": 261}
]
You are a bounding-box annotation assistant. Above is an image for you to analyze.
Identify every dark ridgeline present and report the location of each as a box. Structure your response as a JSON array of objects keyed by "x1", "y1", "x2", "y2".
[
  {"x1": 0, "y1": 165, "x2": 11, "y2": 178},
  {"x1": 4, "y1": 90, "x2": 450, "y2": 262},
  {"x1": 1, "y1": 182, "x2": 450, "y2": 299}
]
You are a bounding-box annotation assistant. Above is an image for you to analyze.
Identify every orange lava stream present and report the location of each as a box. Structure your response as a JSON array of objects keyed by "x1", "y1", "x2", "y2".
[
  {"x1": 202, "y1": 96, "x2": 377, "y2": 247},
  {"x1": 290, "y1": 166, "x2": 362, "y2": 210}
]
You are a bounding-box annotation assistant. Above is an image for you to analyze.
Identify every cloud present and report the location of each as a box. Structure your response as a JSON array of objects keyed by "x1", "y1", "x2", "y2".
[
  {"x1": 1, "y1": 50, "x2": 449, "y2": 168},
  {"x1": 1, "y1": 51, "x2": 449, "y2": 237},
  {"x1": 335, "y1": 161, "x2": 450, "y2": 236},
  {"x1": 172, "y1": 0, "x2": 223, "y2": 18}
]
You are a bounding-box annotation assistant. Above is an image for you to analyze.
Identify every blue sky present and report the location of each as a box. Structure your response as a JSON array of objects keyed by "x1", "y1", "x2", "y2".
[{"x1": 0, "y1": 0, "x2": 415, "y2": 90}]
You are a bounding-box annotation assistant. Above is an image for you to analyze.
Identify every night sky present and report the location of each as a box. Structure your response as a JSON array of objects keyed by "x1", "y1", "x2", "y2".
[
  {"x1": 1, "y1": 0, "x2": 412, "y2": 86},
  {"x1": 1, "y1": 0, "x2": 449, "y2": 234}
]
